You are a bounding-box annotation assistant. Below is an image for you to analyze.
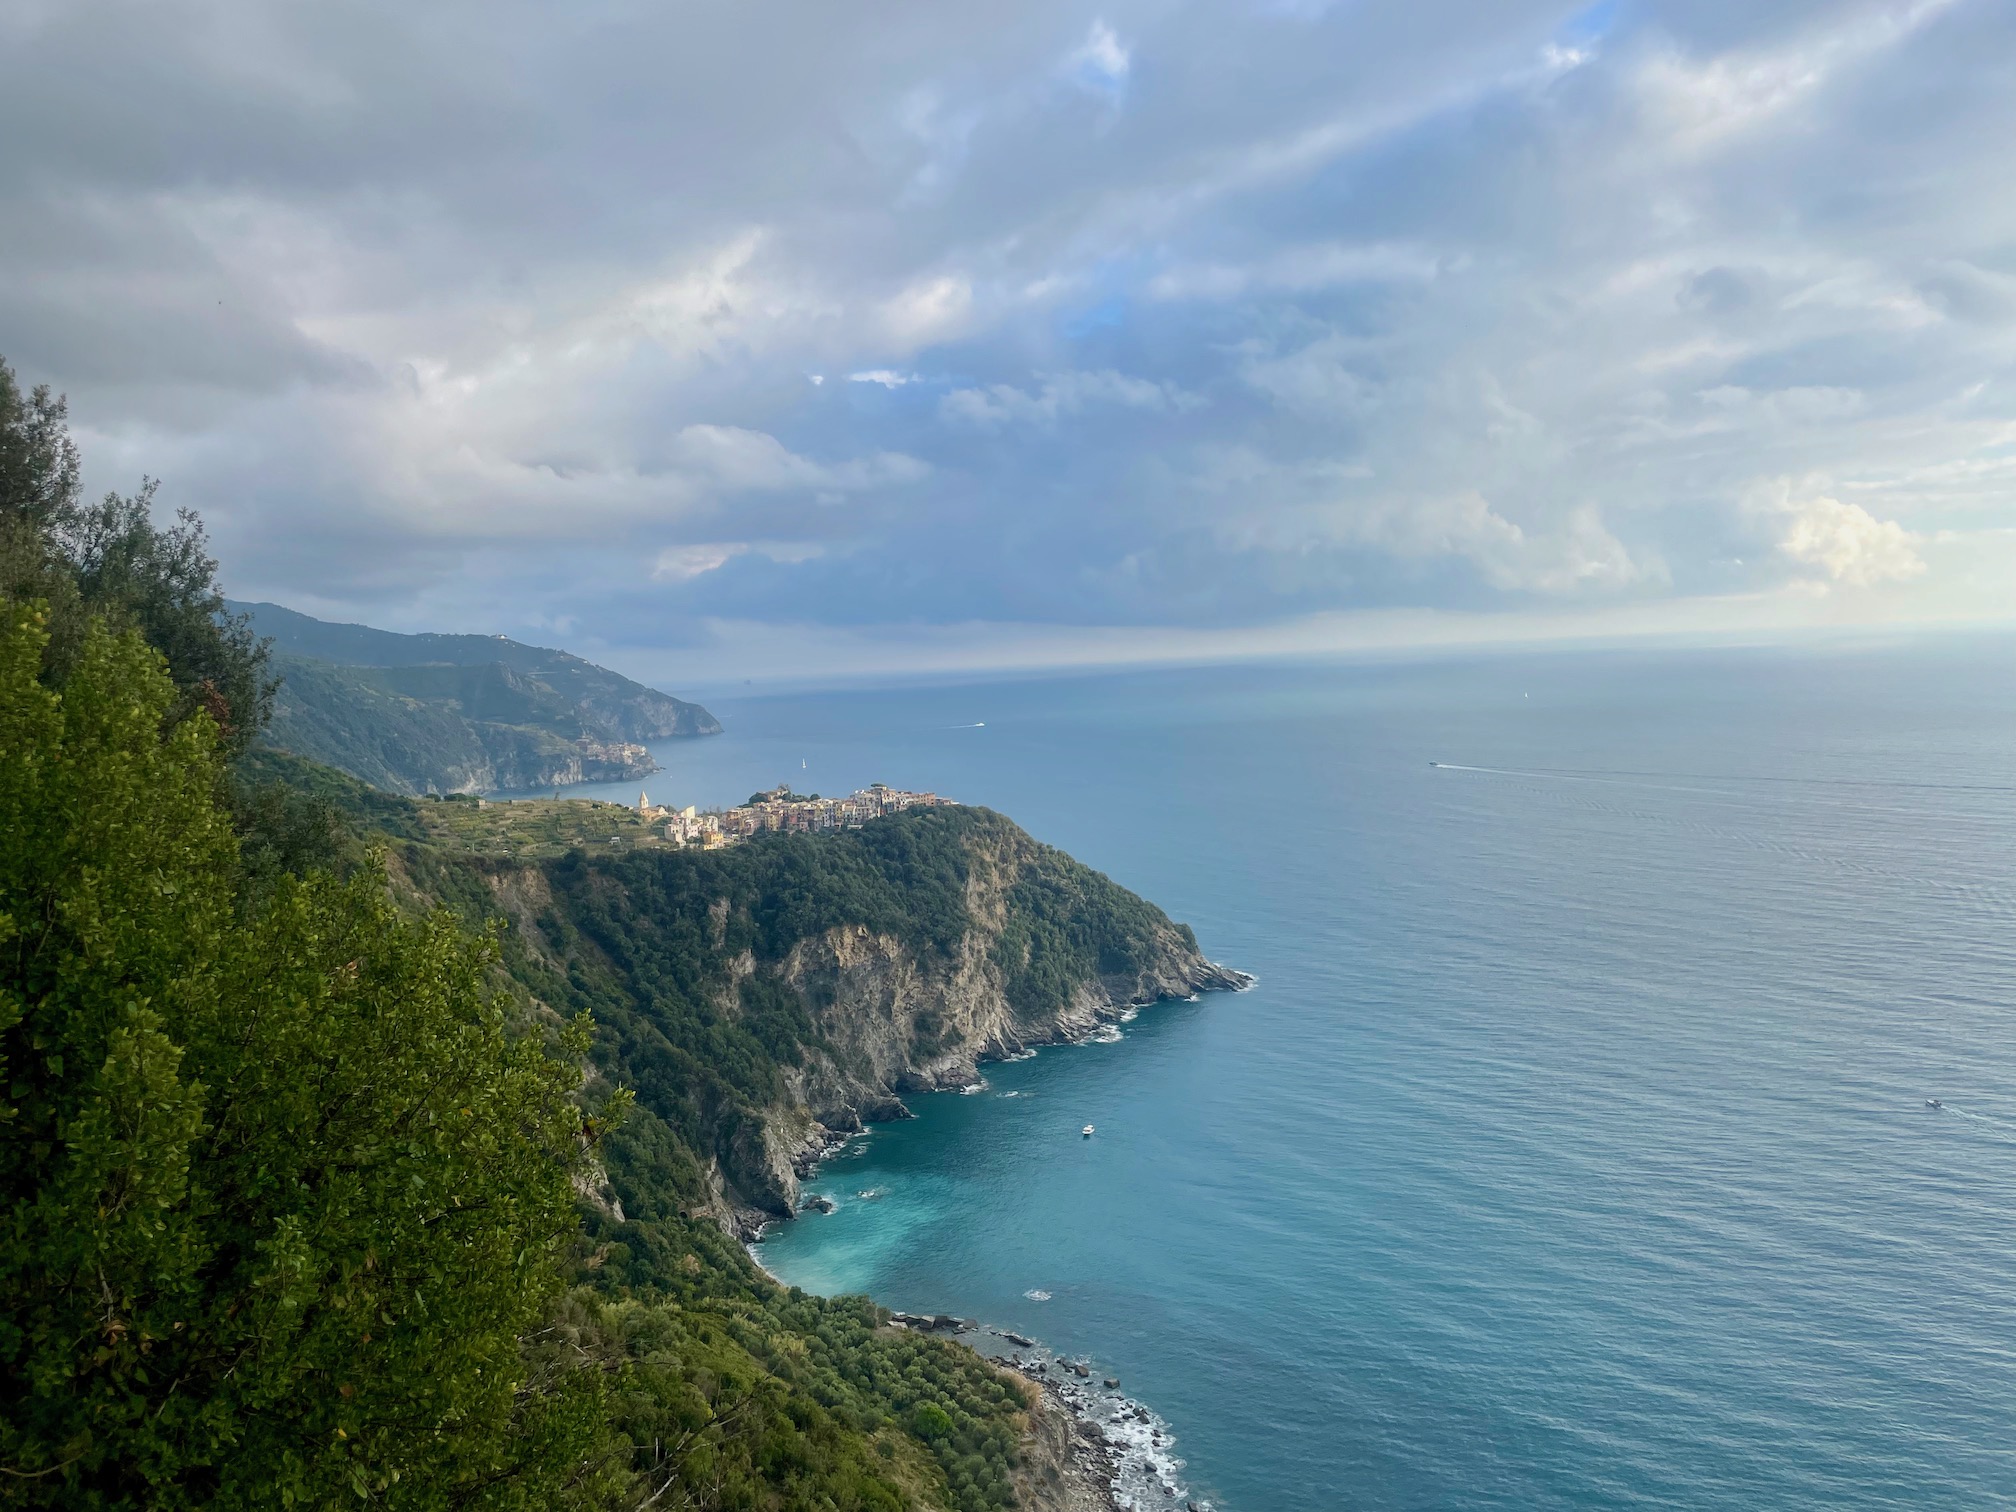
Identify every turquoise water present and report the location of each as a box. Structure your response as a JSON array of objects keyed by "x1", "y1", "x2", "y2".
[{"x1": 580, "y1": 640, "x2": 2016, "y2": 1510}]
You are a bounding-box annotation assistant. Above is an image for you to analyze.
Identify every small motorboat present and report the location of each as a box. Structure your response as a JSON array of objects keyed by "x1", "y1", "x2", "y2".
[
  {"x1": 1081, "y1": 1124, "x2": 1095, "y2": 1138},
  {"x1": 1927, "y1": 1098, "x2": 1943, "y2": 1110}
]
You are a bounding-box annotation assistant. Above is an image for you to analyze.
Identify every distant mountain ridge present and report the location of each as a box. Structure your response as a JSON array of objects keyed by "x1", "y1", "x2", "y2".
[{"x1": 232, "y1": 601, "x2": 721, "y2": 795}]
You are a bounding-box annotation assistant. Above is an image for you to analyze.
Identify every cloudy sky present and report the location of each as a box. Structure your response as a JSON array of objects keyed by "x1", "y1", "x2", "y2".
[{"x1": 5, "y1": 0, "x2": 2013, "y2": 683}]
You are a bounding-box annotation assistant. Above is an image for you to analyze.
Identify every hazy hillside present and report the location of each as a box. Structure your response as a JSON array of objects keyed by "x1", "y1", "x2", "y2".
[{"x1": 234, "y1": 602, "x2": 721, "y2": 795}]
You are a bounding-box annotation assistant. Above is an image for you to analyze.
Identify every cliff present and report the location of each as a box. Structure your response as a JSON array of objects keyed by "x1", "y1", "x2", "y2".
[
  {"x1": 252, "y1": 761, "x2": 1242, "y2": 1510},
  {"x1": 390, "y1": 803, "x2": 1246, "y2": 1238},
  {"x1": 235, "y1": 600, "x2": 720, "y2": 739},
  {"x1": 1012, "y1": 1389, "x2": 1122, "y2": 1512},
  {"x1": 235, "y1": 600, "x2": 720, "y2": 794}
]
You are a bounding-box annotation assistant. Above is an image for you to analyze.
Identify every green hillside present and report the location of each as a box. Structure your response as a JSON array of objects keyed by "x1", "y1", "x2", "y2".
[{"x1": 232, "y1": 601, "x2": 722, "y2": 795}]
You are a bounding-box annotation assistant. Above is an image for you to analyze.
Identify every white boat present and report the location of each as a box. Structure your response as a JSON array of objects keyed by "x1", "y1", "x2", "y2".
[{"x1": 1082, "y1": 1124, "x2": 1095, "y2": 1138}]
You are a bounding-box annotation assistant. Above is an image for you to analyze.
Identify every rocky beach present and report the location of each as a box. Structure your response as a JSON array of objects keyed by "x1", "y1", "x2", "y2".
[{"x1": 888, "y1": 1317, "x2": 1209, "y2": 1512}]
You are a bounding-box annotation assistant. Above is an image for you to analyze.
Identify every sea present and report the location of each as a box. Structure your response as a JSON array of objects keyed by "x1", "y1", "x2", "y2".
[{"x1": 550, "y1": 635, "x2": 2016, "y2": 1511}]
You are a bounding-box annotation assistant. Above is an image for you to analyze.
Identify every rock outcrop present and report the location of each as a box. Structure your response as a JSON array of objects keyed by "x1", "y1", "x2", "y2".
[
  {"x1": 418, "y1": 804, "x2": 1249, "y2": 1240},
  {"x1": 705, "y1": 834, "x2": 1247, "y2": 1231},
  {"x1": 1012, "y1": 1388, "x2": 1122, "y2": 1512}
]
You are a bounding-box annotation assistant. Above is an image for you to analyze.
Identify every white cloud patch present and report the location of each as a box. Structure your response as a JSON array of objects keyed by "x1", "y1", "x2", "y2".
[
  {"x1": 1633, "y1": 0, "x2": 1966, "y2": 156},
  {"x1": 652, "y1": 543, "x2": 747, "y2": 581},
  {"x1": 878, "y1": 275, "x2": 974, "y2": 348},
  {"x1": 651, "y1": 539, "x2": 823, "y2": 581},
  {"x1": 1777, "y1": 495, "x2": 1926, "y2": 587},
  {"x1": 1063, "y1": 20, "x2": 1130, "y2": 100}
]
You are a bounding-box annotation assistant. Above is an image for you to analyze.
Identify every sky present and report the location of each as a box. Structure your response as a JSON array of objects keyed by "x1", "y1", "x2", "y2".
[{"x1": 4, "y1": 0, "x2": 2014, "y2": 685}]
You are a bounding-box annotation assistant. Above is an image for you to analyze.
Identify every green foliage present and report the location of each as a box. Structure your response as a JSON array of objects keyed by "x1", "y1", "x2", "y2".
[
  {"x1": 236, "y1": 598, "x2": 718, "y2": 742},
  {"x1": 238, "y1": 596, "x2": 718, "y2": 796},
  {"x1": 0, "y1": 617, "x2": 1075, "y2": 1510},
  {"x1": 0, "y1": 363, "x2": 80, "y2": 539},
  {"x1": 0, "y1": 609, "x2": 1186, "y2": 1509},
  {"x1": 0, "y1": 608, "x2": 606, "y2": 1508},
  {"x1": 379, "y1": 801, "x2": 1193, "y2": 1510},
  {"x1": 0, "y1": 357, "x2": 272, "y2": 755},
  {"x1": 262, "y1": 651, "x2": 661, "y2": 797},
  {"x1": 63, "y1": 486, "x2": 272, "y2": 756},
  {"x1": 470, "y1": 808, "x2": 1178, "y2": 1209},
  {"x1": 234, "y1": 745, "x2": 429, "y2": 842},
  {"x1": 479, "y1": 813, "x2": 983, "y2": 1212},
  {"x1": 990, "y1": 833, "x2": 1182, "y2": 1018},
  {"x1": 553, "y1": 1217, "x2": 1029, "y2": 1512},
  {"x1": 225, "y1": 746, "x2": 430, "y2": 895},
  {"x1": 411, "y1": 796, "x2": 666, "y2": 861}
]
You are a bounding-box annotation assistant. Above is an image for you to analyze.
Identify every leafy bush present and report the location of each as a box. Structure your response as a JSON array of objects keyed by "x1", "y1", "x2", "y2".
[{"x1": 0, "y1": 608, "x2": 607, "y2": 1508}]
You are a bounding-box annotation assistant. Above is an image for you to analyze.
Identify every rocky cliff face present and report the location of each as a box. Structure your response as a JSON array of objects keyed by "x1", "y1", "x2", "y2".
[
  {"x1": 705, "y1": 836, "x2": 1247, "y2": 1231},
  {"x1": 411, "y1": 805, "x2": 1248, "y2": 1241},
  {"x1": 266, "y1": 652, "x2": 666, "y2": 795},
  {"x1": 448, "y1": 733, "x2": 655, "y2": 794}
]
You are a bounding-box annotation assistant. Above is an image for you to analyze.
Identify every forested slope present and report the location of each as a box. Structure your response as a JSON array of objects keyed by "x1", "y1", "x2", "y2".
[
  {"x1": 391, "y1": 801, "x2": 1243, "y2": 1234},
  {"x1": 236, "y1": 600, "x2": 721, "y2": 795}
]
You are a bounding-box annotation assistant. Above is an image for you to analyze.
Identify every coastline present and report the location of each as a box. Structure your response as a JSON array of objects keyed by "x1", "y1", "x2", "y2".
[
  {"x1": 746, "y1": 971, "x2": 1247, "y2": 1512},
  {"x1": 956, "y1": 1321, "x2": 1209, "y2": 1512},
  {"x1": 736, "y1": 1250, "x2": 1151, "y2": 1509},
  {"x1": 755, "y1": 965, "x2": 1256, "y2": 1239}
]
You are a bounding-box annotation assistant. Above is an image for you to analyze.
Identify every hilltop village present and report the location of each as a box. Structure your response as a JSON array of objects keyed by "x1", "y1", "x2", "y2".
[{"x1": 644, "y1": 781, "x2": 955, "y2": 848}]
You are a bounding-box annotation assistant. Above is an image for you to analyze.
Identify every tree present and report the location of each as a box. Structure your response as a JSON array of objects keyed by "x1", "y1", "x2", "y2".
[
  {"x1": 0, "y1": 362, "x2": 81, "y2": 541},
  {"x1": 63, "y1": 483, "x2": 272, "y2": 754},
  {"x1": 0, "y1": 355, "x2": 272, "y2": 754},
  {"x1": 0, "y1": 606, "x2": 609, "y2": 1508}
]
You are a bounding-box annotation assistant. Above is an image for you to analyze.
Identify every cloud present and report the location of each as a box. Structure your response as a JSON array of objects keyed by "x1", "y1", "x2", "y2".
[
  {"x1": 1063, "y1": 20, "x2": 1131, "y2": 100},
  {"x1": 1776, "y1": 494, "x2": 1926, "y2": 586},
  {"x1": 652, "y1": 543, "x2": 746, "y2": 581},
  {"x1": 651, "y1": 539, "x2": 823, "y2": 582},
  {"x1": 3, "y1": 0, "x2": 2014, "y2": 669}
]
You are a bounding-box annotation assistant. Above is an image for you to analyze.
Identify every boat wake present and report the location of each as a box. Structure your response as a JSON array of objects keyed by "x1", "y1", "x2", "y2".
[{"x1": 1936, "y1": 1102, "x2": 2016, "y2": 1128}]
